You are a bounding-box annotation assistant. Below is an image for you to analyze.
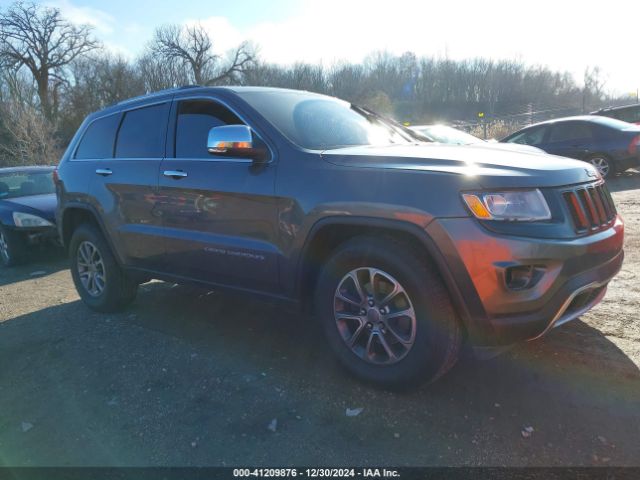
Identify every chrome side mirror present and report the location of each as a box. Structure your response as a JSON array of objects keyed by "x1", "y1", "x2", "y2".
[{"x1": 207, "y1": 125, "x2": 267, "y2": 162}]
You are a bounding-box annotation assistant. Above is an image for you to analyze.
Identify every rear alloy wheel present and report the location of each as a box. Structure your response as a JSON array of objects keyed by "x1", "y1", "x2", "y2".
[
  {"x1": 76, "y1": 241, "x2": 107, "y2": 297},
  {"x1": 69, "y1": 223, "x2": 137, "y2": 312},
  {"x1": 588, "y1": 156, "x2": 613, "y2": 179}
]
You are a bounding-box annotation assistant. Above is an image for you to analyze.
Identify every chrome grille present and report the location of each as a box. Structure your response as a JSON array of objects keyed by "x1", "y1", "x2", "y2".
[{"x1": 562, "y1": 182, "x2": 616, "y2": 232}]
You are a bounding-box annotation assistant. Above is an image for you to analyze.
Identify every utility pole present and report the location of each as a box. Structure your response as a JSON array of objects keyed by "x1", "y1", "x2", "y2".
[{"x1": 478, "y1": 112, "x2": 486, "y2": 139}]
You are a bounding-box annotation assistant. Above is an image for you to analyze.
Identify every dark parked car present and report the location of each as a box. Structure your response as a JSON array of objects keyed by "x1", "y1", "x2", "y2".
[
  {"x1": 56, "y1": 87, "x2": 624, "y2": 387},
  {"x1": 591, "y1": 104, "x2": 640, "y2": 125},
  {"x1": 0, "y1": 166, "x2": 58, "y2": 266},
  {"x1": 501, "y1": 115, "x2": 640, "y2": 178},
  {"x1": 410, "y1": 124, "x2": 544, "y2": 154}
]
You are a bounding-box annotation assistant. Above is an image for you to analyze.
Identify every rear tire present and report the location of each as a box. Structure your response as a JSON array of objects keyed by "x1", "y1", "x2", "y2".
[
  {"x1": 0, "y1": 225, "x2": 25, "y2": 267},
  {"x1": 69, "y1": 223, "x2": 137, "y2": 312},
  {"x1": 314, "y1": 236, "x2": 462, "y2": 388},
  {"x1": 587, "y1": 154, "x2": 615, "y2": 179}
]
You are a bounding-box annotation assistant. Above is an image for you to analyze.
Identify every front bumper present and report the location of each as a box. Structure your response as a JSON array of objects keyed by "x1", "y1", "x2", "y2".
[
  {"x1": 426, "y1": 215, "x2": 624, "y2": 346},
  {"x1": 9, "y1": 225, "x2": 60, "y2": 246}
]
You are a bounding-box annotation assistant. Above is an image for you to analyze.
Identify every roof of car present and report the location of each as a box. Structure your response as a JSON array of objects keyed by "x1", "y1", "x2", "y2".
[
  {"x1": 592, "y1": 104, "x2": 640, "y2": 113},
  {"x1": 0, "y1": 166, "x2": 55, "y2": 174},
  {"x1": 115, "y1": 85, "x2": 322, "y2": 106},
  {"x1": 522, "y1": 115, "x2": 623, "y2": 129},
  {"x1": 88, "y1": 85, "x2": 329, "y2": 121}
]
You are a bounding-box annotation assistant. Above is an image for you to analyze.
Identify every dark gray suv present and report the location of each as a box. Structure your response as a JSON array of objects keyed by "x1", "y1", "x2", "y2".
[{"x1": 56, "y1": 86, "x2": 624, "y2": 387}]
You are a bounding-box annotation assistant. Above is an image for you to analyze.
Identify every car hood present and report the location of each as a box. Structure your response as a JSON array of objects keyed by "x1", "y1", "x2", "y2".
[
  {"x1": 475, "y1": 142, "x2": 544, "y2": 154},
  {"x1": 1, "y1": 193, "x2": 57, "y2": 222},
  {"x1": 321, "y1": 143, "x2": 598, "y2": 188}
]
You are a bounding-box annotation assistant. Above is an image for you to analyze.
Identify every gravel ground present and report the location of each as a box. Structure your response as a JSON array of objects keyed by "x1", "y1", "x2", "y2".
[{"x1": 0, "y1": 174, "x2": 639, "y2": 467}]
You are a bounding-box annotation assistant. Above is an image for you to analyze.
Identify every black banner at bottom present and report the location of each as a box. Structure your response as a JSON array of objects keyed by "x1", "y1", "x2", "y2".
[{"x1": 0, "y1": 467, "x2": 638, "y2": 480}]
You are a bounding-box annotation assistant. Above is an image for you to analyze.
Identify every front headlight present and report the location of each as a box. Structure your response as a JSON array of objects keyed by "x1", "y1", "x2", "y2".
[
  {"x1": 13, "y1": 212, "x2": 53, "y2": 228},
  {"x1": 462, "y1": 189, "x2": 551, "y2": 221}
]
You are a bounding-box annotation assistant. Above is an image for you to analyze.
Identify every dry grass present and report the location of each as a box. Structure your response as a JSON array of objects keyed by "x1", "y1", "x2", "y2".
[{"x1": 470, "y1": 120, "x2": 522, "y2": 141}]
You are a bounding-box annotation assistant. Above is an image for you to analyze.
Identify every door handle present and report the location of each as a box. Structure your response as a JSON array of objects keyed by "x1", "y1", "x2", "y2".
[
  {"x1": 95, "y1": 168, "x2": 112, "y2": 176},
  {"x1": 163, "y1": 170, "x2": 188, "y2": 179}
]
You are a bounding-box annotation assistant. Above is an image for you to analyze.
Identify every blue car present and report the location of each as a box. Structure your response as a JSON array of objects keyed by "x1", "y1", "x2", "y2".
[
  {"x1": 0, "y1": 166, "x2": 59, "y2": 266},
  {"x1": 501, "y1": 116, "x2": 640, "y2": 179}
]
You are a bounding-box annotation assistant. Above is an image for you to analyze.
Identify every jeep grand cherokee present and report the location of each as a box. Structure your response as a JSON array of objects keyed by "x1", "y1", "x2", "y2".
[{"x1": 55, "y1": 87, "x2": 624, "y2": 387}]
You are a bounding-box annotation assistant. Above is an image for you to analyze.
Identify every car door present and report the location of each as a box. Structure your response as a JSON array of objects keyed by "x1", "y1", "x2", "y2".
[
  {"x1": 88, "y1": 101, "x2": 171, "y2": 270},
  {"x1": 543, "y1": 121, "x2": 594, "y2": 159},
  {"x1": 157, "y1": 96, "x2": 280, "y2": 293}
]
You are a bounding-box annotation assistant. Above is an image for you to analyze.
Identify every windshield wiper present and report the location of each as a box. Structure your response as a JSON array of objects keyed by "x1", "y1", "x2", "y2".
[{"x1": 351, "y1": 105, "x2": 430, "y2": 143}]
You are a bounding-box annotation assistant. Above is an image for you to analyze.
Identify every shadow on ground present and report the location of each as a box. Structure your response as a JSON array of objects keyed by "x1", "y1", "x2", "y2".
[
  {"x1": 0, "y1": 282, "x2": 638, "y2": 467},
  {"x1": 0, "y1": 247, "x2": 66, "y2": 287},
  {"x1": 607, "y1": 169, "x2": 640, "y2": 192}
]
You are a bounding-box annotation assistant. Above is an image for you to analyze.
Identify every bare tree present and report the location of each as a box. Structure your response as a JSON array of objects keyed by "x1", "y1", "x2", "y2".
[
  {"x1": 583, "y1": 66, "x2": 607, "y2": 111},
  {"x1": 150, "y1": 23, "x2": 255, "y2": 86},
  {"x1": 0, "y1": 103, "x2": 60, "y2": 166},
  {"x1": 0, "y1": 1, "x2": 99, "y2": 119},
  {"x1": 0, "y1": 71, "x2": 60, "y2": 166},
  {"x1": 136, "y1": 51, "x2": 192, "y2": 92},
  {"x1": 59, "y1": 54, "x2": 145, "y2": 141}
]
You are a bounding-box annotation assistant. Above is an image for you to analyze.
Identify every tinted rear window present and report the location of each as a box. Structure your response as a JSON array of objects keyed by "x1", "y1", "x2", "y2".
[
  {"x1": 548, "y1": 122, "x2": 593, "y2": 142},
  {"x1": 115, "y1": 103, "x2": 170, "y2": 158},
  {"x1": 75, "y1": 114, "x2": 120, "y2": 159},
  {"x1": 590, "y1": 115, "x2": 638, "y2": 130}
]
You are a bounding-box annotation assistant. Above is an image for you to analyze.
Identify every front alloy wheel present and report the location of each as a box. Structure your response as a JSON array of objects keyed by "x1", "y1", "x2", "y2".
[
  {"x1": 315, "y1": 236, "x2": 462, "y2": 388},
  {"x1": 334, "y1": 267, "x2": 417, "y2": 365},
  {"x1": 0, "y1": 230, "x2": 9, "y2": 264},
  {"x1": 0, "y1": 226, "x2": 24, "y2": 267}
]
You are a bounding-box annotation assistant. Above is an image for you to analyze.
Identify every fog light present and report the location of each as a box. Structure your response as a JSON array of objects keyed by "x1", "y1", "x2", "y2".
[{"x1": 505, "y1": 265, "x2": 543, "y2": 291}]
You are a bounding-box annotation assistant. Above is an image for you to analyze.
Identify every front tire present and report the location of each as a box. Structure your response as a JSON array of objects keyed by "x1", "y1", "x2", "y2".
[
  {"x1": 0, "y1": 225, "x2": 25, "y2": 267},
  {"x1": 69, "y1": 223, "x2": 137, "y2": 312},
  {"x1": 314, "y1": 236, "x2": 462, "y2": 388}
]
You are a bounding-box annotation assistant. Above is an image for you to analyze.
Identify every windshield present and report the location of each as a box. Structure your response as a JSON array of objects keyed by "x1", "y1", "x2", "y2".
[
  {"x1": 412, "y1": 125, "x2": 482, "y2": 145},
  {"x1": 0, "y1": 171, "x2": 55, "y2": 199},
  {"x1": 238, "y1": 91, "x2": 419, "y2": 150}
]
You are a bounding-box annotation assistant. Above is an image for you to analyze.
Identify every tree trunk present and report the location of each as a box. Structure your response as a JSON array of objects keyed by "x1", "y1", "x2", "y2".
[
  {"x1": 37, "y1": 71, "x2": 51, "y2": 120},
  {"x1": 193, "y1": 63, "x2": 203, "y2": 85}
]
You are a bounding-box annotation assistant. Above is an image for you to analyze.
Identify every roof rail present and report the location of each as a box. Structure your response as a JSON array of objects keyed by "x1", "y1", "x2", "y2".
[{"x1": 116, "y1": 85, "x2": 202, "y2": 106}]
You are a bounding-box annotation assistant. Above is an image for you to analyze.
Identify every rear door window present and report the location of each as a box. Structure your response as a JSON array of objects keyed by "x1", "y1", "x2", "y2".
[
  {"x1": 115, "y1": 103, "x2": 170, "y2": 158},
  {"x1": 75, "y1": 114, "x2": 120, "y2": 159},
  {"x1": 548, "y1": 122, "x2": 593, "y2": 143}
]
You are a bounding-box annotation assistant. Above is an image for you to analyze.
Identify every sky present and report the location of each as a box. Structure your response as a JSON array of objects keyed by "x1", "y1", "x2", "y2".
[{"x1": 3, "y1": 0, "x2": 639, "y2": 96}]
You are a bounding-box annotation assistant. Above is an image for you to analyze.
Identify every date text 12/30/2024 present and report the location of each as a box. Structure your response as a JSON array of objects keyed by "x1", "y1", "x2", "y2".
[{"x1": 233, "y1": 469, "x2": 400, "y2": 478}]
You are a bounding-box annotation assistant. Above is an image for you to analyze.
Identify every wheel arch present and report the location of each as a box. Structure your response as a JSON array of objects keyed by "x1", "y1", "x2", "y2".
[
  {"x1": 295, "y1": 216, "x2": 472, "y2": 331},
  {"x1": 586, "y1": 152, "x2": 616, "y2": 177},
  {"x1": 60, "y1": 204, "x2": 123, "y2": 264}
]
